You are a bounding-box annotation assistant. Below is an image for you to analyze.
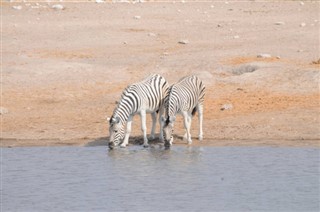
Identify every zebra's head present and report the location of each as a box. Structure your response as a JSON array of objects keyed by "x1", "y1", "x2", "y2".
[
  {"x1": 108, "y1": 116, "x2": 125, "y2": 149},
  {"x1": 162, "y1": 116, "x2": 175, "y2": 148}
]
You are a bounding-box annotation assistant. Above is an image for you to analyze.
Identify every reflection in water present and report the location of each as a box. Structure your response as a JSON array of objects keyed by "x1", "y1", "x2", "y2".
[{"x1": 2, "y1": 146, "x2": 319, "y2": 211}]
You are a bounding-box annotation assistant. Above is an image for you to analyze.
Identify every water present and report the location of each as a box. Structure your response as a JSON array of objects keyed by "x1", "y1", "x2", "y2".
[{"x1": 1, "y1": 146, "x2": 319, "y2": 211}]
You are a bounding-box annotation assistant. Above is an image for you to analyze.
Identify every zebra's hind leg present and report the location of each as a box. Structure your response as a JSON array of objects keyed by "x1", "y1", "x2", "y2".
[
  {"x1": 182, "y1": 112, "x2": 192, "y2": 144},
  {"x1": 121, "y1": 116, "x2": 132, "y2": 147},
  {"x1": 140, "y1": 110, "x2": 149, "y2": 148},
  {"x1": 158, "y1": 107, "x2": 165, "y2": 142},
  {"x1": 198, "y1": 104, "x2": 204, "y2": 141},
  {"x1": 149, "y1": 112, "x2": 157, "y2": 140}
]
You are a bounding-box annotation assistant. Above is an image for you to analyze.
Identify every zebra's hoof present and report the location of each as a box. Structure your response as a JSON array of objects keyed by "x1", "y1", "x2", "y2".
[
  {"x1": 199, "y1": 135, "x2": 203, "y2": 141},
  {"x1": 143, "y1": 144, "x2": 149, "y2": 148},
  {"x1": 120, "y1": 144, "x2": 126, "y2": 148},
  {"x1": 187, "y1": 140, "x2": 192, "y2": 145}
]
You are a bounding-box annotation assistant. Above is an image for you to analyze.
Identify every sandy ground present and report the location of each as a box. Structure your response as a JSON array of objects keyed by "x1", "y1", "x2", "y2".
[{"x1": 1, "y1": 1, "x2": 319, "y2": 147}]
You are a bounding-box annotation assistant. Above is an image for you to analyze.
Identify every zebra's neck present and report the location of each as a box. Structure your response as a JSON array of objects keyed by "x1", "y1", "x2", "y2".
[
  {"x1": 166, "y1": 93, "x2": 180, "y2": 119},
  {"x1": 113, "y1": 100, "x2": 132, "y2": 124}
]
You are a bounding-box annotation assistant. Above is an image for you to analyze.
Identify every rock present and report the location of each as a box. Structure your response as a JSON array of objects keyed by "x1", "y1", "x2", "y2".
[
  {"x1": 96, "y1": 0, "x2": 105, "y2": 3},
  {"x1": 134, "y1": 15, "x2": 141, "y2": 19},
  {"x1": 147, "y1": 32, "x2": 156, "y2": 37},
  {"x1": 300, "y1": 22, "x2": 306, "y2": 27},
  {"x1": 274, "y1": 22, "x2": 285, "y2": 25},
  {"x1": 311, "y1": 58, "x2": 320, "y2": 65},
  {"x1": 300, "y1": 1, "x2": 304, "y2": 6},
  {"x1": 12, "y1": 5, "x2": 22, "y2": 10},
  {"x1": 220, "y1": 104, "x2": 233, "y2": 111},
  {"x1": 0, "y1": 107, "x2": 9, "y2": 115},
  {"x1": 178, "y1": 39, "x2": 189, "y2": 44},
  {"x1": 51, "y1": 4, "x2": 64, "y2": 10},
  {"x1": 232, "y1": 64, "x2": 259, "y2": 75},
  {"x1": 257, "y1": 53, "x2": 272, "y2": 58},
  {"x1": 233, "y1": 35, "x2": 240, "y2": 39}
]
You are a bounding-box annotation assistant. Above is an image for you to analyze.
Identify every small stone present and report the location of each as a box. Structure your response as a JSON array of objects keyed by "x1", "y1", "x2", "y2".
[
  {"x1": 276, "y1": 56, "x2": 281, "y2": 59},
  {"x1": 51, "y1": 4, "x2": 64, "y2": 10},
  {"x1": 300, "y1": 22, "x2": 306, "y2": 27},
  {"x1": 217, "y1": 24, "x2": 222, "y2": 27},
  {"x1": 134, "y1": 15, "x2": 141, "y2": 19},
  {"x1": 178, "y1": 39, "x2": 189, "y2": 44},
  {"x1": 220, "y1": 104, "x2": 233, "y2": 111},
  {"x1": 12, "y1": 5, "x2": 22, "y2": 10},
  {"x1": 274, "y1": 22, "x2": 285, "y2": 25},
  {"x1": 233, "y1": 35, "x2": 240, "y2": 39},
  {"x1": 257, "y1": 53, "x2": 272, "y2": 58},
  {"x1": 96, "y1": 0, "x2": 105, "y2": 3},
  {"x1": 147, "y1": 32, "x2": 156, "y2": 37},
  {"x1": 0, "y1": 107, "x2": 9, "y2": 115},
  {"x1": 210, "y1": 5, "x2": 214, "y2": 8},
  {"x1": 300, "y1": 1, "x2": 304, "y2": 6}
]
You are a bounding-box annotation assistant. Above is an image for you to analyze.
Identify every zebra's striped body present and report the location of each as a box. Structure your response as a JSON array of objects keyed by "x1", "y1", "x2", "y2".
[
  {"x1": 108, "y1": 74, "x2": 169, "y2": 149},
  {"x1": 163, "y1": 75, "x2": 205, "y2": 147}
]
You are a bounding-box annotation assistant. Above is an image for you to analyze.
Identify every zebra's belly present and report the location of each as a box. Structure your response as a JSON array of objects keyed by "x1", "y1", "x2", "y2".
[{"x1": 133, "y1": 107, "x2": 158, "y2": 115}]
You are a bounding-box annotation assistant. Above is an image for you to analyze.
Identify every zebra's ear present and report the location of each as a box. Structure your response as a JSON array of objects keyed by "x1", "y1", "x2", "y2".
[{"x1": 114, "y1": 116, "x2": 120, "y2": 124}]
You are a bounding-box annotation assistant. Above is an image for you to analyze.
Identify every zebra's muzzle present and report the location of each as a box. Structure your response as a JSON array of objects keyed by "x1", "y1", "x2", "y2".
[{"x1": 108, "y1": 142, "x2": 115, "y2": 149}]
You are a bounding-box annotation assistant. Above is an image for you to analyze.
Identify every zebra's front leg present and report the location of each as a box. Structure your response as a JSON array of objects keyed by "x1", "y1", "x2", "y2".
[
  {"x1": 182, "y1": 112, "x2": 192, "y2": 144},
  {"x1": 121, "y1": 116, "x2": 132, "y2": 148},
  {"x1": 198, "y1": 104, "x2": 204, "y2": 141},
  {"x1": 140, "y1": 110, "x2": 149, "y2": 148},
  {"x1": 149, "y1": 112, "x2": 157, "y2": 140},
  {"x1": 158, "y1": 107, "x2": 164, "y2": 142}
]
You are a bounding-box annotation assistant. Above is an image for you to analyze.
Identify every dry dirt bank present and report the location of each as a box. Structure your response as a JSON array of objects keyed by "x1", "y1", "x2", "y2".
[{"x1": 1, "y1": 1, "x2": 319, "y2": 147}]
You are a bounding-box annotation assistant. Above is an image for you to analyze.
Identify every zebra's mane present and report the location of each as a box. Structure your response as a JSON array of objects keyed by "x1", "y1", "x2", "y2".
[
  {"x1": 111, "y1": 85, "x2": 133, "y2": 121},
  {"x1": 165, "y1": 85, "x2": 175, "y2": 120}
]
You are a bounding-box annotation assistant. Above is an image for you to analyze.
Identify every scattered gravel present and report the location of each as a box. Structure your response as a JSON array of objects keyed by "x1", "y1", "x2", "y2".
[
  {"x1": 51, "y1": 4, "x2": 64, "y2": 10},
  {"x1": 12, "y1": 5, "x2": 22, "y2": 10},
  {"x1": 0, "y1": 107, "x2": 9, "y2": 115},
  {"x1": 257, "y1": 53, "x2": 272, "y2": 58},
  {"x1": 178, "y1": 40, "x2": 189, "y2": 44},
  {"x1": 220, "y1": 104, "x2": 233, "y2": 111}
]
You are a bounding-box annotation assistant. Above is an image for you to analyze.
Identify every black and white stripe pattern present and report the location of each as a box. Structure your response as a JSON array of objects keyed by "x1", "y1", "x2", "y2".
[
  {"x1": 108, "y1": 74, "x2": 169, "y2": 149},
  {"x1": 163, "y1": 75, "x2": 205, "y2": 147}
]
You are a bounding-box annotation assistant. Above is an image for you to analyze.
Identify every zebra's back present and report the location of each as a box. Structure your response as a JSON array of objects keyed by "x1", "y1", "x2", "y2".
[
  {"x1": 115, "y1": 74, "x2": 169, "y2": 118},
  {"x1": 168, "y1": 75, "x2": 205, "y2": 114}
]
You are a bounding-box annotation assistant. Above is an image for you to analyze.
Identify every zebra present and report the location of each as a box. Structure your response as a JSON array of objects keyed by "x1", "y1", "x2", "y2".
[
  {"x1": 162, "y1": 75, "x2": 205, "y2": 148},
  {"x1": 107, "y1": 74, "x2": 169, "y2": 149}
]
